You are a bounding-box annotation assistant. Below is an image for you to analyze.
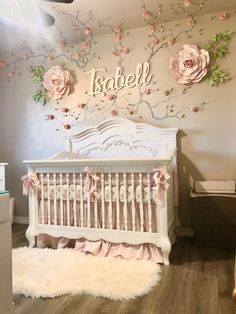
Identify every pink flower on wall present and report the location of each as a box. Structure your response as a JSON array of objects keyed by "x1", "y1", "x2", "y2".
[
  {"x1": 143, "y1": 10, "x2": 151, "y2": 20},
  {"x1": 43, "y1": 65, "x2": 73, "y2": 100},
  {"x1": 184, "y1": 0, "x2": 191, "y2": 7},
  {"x1": 169, "y1": 44, "x2": 210, "y2": 84},
  {"x1": 84, "y1": 27, "x2": 91, "y2": 34},
  {"x1": 0, "y1": 61, "x2": 5, "y2": 68},
  {"x1": 219, "y1": 12, "x2": 229, "y2": 21}
]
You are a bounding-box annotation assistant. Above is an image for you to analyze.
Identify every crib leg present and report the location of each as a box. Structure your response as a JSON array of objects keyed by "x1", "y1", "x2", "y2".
[
  {"x1": 162, "y1": 238, "x2": 171, "y2": 265},
  {"x1": 25, "y1": 227, "x2": 36, "y2": 248}
]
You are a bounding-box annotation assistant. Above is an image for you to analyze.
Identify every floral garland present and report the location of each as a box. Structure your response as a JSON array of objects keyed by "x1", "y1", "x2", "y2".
[
  {"x1": 30, "y1": 65, "x2": 73, "y2": 105},
  {"x1": 169, "y1": 31, "x2": 232, "y2": 87}
]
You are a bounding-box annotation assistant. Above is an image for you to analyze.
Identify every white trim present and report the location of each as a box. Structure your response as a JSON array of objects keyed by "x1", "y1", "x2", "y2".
[
  {"x1": 176, "y1": 227, "x2": 194, "y2": 238},
  {"x1": 13, "y1": 216, "x2": 29, "y2": 224}
]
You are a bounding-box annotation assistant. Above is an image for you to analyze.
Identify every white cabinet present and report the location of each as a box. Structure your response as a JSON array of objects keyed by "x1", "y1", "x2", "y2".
[
  {"x1": 0, "y1": 163, "x2": 8, "y2": 191},
  {"x1": 0, "y1": 193, "x2": 13, "y2": 314}
]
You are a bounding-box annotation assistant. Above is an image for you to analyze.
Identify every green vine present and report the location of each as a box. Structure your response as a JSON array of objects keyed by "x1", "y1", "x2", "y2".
[
  {"x1": 206, "y1": 31, "x2": 232, "y2": 87},
  {"x1": 29, "y1": 65, "x2": 48, "y2": 105}
]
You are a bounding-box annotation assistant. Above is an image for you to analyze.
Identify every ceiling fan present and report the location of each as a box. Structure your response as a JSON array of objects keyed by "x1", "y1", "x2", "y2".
[{"x1": 0, "y1": 0, "x2": 74, "y2": 27}]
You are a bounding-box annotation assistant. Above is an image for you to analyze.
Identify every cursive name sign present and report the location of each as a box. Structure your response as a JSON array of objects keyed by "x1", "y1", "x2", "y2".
[{"x1": 82, "y1": 62, "x2": 152, "y2": 96}]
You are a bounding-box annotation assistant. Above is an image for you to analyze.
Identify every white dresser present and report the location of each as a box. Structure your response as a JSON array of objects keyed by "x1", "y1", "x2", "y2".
[
  {"x1": 0, "y1": 163, "x2": 8, "y2": 191},
  {"x1": 0, "y1": 193, "x2": 13, "y2": 314}
]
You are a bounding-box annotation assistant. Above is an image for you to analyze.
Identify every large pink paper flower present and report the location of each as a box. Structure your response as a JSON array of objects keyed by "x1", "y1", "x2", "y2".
[
  {"x1": 43, "y1": 66, "x2": 73, "y2": 100},
  {"x1": 169, "y1": 44, "x2": 210, "y2": 84}
]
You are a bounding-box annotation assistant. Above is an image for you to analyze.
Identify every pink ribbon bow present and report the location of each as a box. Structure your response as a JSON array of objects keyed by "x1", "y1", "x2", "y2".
[
  {"x1": 152, "y1": 167, "x2": 170, "y2": 205},
  {"x1": 84, "y1": 167, "x2": 100, "y2": 196},
  {"x1": 21, "y1": 173, "x2": 40, "y2": 195}
]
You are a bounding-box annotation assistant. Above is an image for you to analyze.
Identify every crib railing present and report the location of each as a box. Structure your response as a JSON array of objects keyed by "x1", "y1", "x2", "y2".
[{"x1": 36, "y1": 171, "x2": 160, "y2": 233}]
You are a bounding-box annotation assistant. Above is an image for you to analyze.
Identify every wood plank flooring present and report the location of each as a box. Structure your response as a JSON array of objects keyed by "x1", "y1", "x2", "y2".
[{"x1": 12, "y1": 224, "x2": 236, "y2": 314}]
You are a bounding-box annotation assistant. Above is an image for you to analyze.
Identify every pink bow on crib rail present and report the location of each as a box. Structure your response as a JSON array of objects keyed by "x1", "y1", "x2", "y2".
[
  {"x1": 21, "y1": 173, "x2": 40, "y2": 195},
  {"x1": 84, "y1": 167, "x2": 100, "y2": 195},
  {"x1": 152, "y1": 167, "x2": 170, "y2": 206}
]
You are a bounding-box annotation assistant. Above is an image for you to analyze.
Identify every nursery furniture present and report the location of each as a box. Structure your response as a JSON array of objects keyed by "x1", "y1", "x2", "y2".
[
  {"x1": 0, "y1": 192, "x2": 13, "y2": 314},
  {"x1": 0, "y1": 163, "x2": 8, "y2": 191},
  {"x1": 23, "y1": 118, "x2": 179, "y2": 265}
]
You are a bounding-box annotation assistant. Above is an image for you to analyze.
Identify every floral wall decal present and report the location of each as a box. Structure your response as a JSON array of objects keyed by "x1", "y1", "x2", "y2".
[
  {"x1": 169, "y1": 44, "x2": 210, "y2": 84},
  {"x1": 30, "y1": 65, "x2": 73, "y2": 105},
  {"x1": 169, "y1": 31, "x2": 232, "y2": 87}
]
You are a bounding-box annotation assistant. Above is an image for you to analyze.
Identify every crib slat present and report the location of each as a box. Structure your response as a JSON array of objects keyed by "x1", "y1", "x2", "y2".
[
  {"x1": 123, "y1": 173, "x2": 128, "y2": 231},
  {"x1": 94, "y1": 175, "x2": 98, "y2": 229},
  {"x1": 147, "y1": 173, "x2": 152, "y2": 232},
  {"x1": 80, "y1": 173, "x2": 84, "y2": 227},
  {"x1": 59, "y1": 173, "x2": 63, "y2": 226},
  {"x1": 47, "y1": 173, "x2": 51, "y2": 225},
  {"x1": 108, "y1": 173, "x2": 112, "y2": 229},
  {"x1": 115, "y1": 173, "x2": 120, "y2": 230},
  {"x1": 139, "y1": 173, "x2": 144, "y2": 232},
  {"x1": 40, "y1": 173, "x2": 45, "y2": 224},
  {"x1": 101, "y1": 173, "x2": 105, "y2": 229},
  {"x1": 66, "y1": 173, "x2": 70, "y2": 226},
  {"x1": 87, "y1": 191, "x2": 91, "y2": 228},
  {"x1": 53, "y1": 173, "x2": 57, "y2": 226},
  {"x1": 73, "y1": 173, "x2": 77, "y2": 227},
  {"x1": 131, "y1": 173, "x2": 135, "y2": 231}
]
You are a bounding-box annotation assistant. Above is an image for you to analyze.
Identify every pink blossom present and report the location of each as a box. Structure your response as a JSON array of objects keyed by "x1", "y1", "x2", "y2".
[
  {"x1": 43, "y1": 65, "x2": 73, "y2": 100},
  {"x1": 84, "y1": 27, "x2": 91, "y2": 34},
  {"x1": 81, "y1": 41, "x2": 88, "y2": 50},
  {"x1": 47, "y1": 115, "x2": 55, "y2": 120},
  {"x1": 144, "y1": 88, "x2": 151, "y2": 95},
  {"x1": 191, "y1": 106, "x2": 199, "y2": 112},
  {"x1": 47, "y1": 55, "x2": 53, "y2": 62},
  {"x1": 123, "y1": 47, "x2": 129, "y2": 54},
  {"x1": 168, "y1": 37, "x2": 175, "y2": 46},
  {"x1": 184, "y1": 0, "x2": 191, "y2": 7},
  {"x1": 111, "y1": 110, "x2": 118, "y2": 116},
  {"x1": 149, "y1": 39, "x2": 159, "y2": 47},
  {"x1": 59, "y1": 40, "x2": 66, "y2": 48},
  {"x1": 108, "y1": 95, "x2": 114, "y2": 101},
  {"x1": 150, "y1": 25, "x2": 156, "y2": 33},
  {"x1": 0, "y1": 61, "x2": 5, "y2": 68},
  {"x1": 116, "y1": 35, "x2": 121, "y2": 42},
  {"x1": 8, "y1": 72, "x2": 14, "y2": 79},
  {"x1": 64, "y1": 124, "x2": 71, "y2": 129},
  {"x1": 143, "y1": 10, "x2": 151, "y2": 20},
  {"x1": 169, "y1": 44, "x2": 210, "y2": 84},
  {"x1": 112, "y1": 49, "x2": 118, "y2": 57},
  {"x1": 61, "y1": 108, "x2": 69, "y2": 113},
  {"x1": 113, "y1": 26, "x2": 122, "y2": 33},
  {"x1": 188, "y1": 18, "x2": 195, "y2": 26},
  {"x1": 219, "y1": 12, "x2": 229, "y2": 21}
]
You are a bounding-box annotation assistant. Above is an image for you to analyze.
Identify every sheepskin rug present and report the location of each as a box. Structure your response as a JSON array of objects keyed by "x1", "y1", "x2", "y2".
[{"x1": 12, "y1": 247, "x2": 161, "y2": 300}]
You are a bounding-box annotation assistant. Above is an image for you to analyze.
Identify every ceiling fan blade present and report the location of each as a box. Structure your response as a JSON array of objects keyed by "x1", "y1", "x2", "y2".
[
  {"x1": 41, "y1": 0, "x2": 74, "y2": 3},
  {"x1": 37, "y1": 6, "x2": 55, "y2": 27}
]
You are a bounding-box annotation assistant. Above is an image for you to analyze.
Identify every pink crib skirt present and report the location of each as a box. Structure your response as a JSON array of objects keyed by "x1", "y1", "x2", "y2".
[{"x1": 36, "y1": 235, "x2": 164, "y2": 263}]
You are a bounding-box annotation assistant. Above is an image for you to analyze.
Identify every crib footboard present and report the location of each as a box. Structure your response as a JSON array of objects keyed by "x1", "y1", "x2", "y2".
[{"x1": 23, "y1": 158, "x2": 178, "y2": 265}]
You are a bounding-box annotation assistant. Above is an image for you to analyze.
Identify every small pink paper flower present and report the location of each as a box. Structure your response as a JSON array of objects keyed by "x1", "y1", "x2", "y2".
[
  {"x1": 150, "y1": 25, "x2": 156, "y2": 33},
  {"x1": 191, "y1": 106, "x2": 199, "y2": 112},
  {"x1": 64, "y1": 124, "x2": 71, "y2": 129},
  {"x1": 111, "y1": 110, "x2": 118, "y2": 116},
  {"x1": 59, "y1": 40, "x2": 66, "y2": 48},
  {"x1": 116, "y1": 35, "x2": 121, "y2": 42},
  {"x1": 123, "y1": 47, "x2": 129, "y2": 54},
  {"x1": 144, "y1": 88, "x2": 151, "y2": 95},
  {"x1": 143, "y1": 10, "x2": 151, "y2": 20},
  {"x1": 84, "y1": 27, "x2": 91, "y2": 34},
  {"x1": 149, "y1": 39, "x2": 159, "y2": 47},
  {"x1": 112, "y1": 49, "x2": 118, "y2": 57},
  {"x1": 113, "y1": 26, "x2": 122, "y2": 33},
  {"x1": 47, "y1": 115, "x2": 55, "y2": 120},
  {"x1": 219, "y1": 12, "x2": 229, "y2": 21},
  {"x1": 61, "y1": 108, "x2": 69, "y2": 113},
  {"x1": 168, "y1": 37, "x2": 175, "y2": 46},
  {"x1": 8, "y1": 72, "x2": 14, "y2": 79},
  {"x1": 169, "y1": 44, "x2": 210, "y2": 84},
  {"x1": 188, "y1": 18, "x2": 195, "y2": 26},
  {"x1": 184, "y1": 0, "x2": 191, "y2": 7},
  {"x1": 81, "y1": 41, "x2": 88, "y2": 50},
  {"x1": 47, "y1": 55, "x2": 53, "y2": 62},
  {"x1": 43, "y1": 65, "x2": 73, "y2": 100},
  {"x1": 0, "y1": 61, "x2": 5, "y2": 68}
]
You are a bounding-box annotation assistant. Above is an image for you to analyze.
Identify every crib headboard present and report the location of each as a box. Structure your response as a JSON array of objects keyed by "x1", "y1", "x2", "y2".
[{"x1": 66, "y1": 118, "x2": 178, "y2": 159}]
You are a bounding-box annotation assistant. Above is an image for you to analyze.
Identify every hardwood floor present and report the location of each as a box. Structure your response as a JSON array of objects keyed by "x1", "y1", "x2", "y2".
[{"x1": 12, "y1": 224, "x2": 236, "y2": 314}]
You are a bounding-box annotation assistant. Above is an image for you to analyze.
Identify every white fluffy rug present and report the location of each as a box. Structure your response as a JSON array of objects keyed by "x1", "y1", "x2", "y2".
[{"x1": 12, "y1": 247, "x2": 161, "y2": 300}]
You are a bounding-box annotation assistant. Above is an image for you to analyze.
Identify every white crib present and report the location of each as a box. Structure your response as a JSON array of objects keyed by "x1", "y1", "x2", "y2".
[{"x1": 23, "y1": 118, "x2": 179, "y2": 265}]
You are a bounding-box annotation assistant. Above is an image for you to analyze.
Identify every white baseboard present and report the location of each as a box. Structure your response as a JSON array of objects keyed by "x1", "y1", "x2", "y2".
[
  {"x1": 13, "y1": 216, "x2": 29, "y2": 224},
  {"x1": 176, "y1": 227, "x2": 194, "y2": 238}
]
